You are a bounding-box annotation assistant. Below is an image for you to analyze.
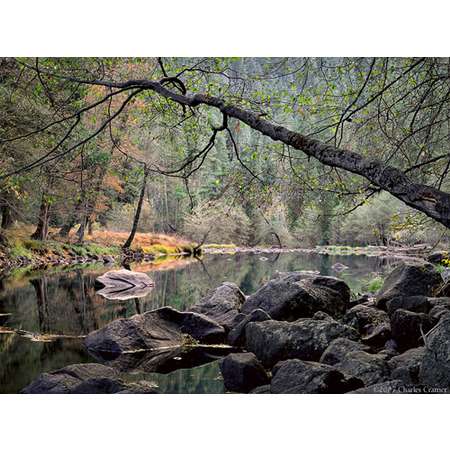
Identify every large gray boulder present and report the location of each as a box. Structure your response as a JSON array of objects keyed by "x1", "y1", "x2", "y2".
[
  {"x1": 419, "y1": 314, "x2": 450, "y2": 389},
  {"x1": 219, "y1": 352, "x2": 269, "y2": 393},
  {"x1": 270, "y1": 359, "x2": 363, "y2": 394},
  {"x1": 389, "y1": 347, "x2": 425, "y2": 385},
  {"x1": 85, "y1": 306, "x2": 225, "y2": 356},
  {"x1": 376, "y1": 262, "x2": 442, "y2": 309},
  {"x1": 21, "y1": 363, "x2": 158, "y2": 394},
  {"x1": 343, "y1": 304, "x2": 389, "y2": 333},
  {"x1": 227, "y1": 308, "x2": 271, "y2": 347},
  {"x1": 342, "y1": 304, "x2": 391, "y2": 349},
  {"x1": 390, "y1": 309, "x2": 434, "y2": 351},
  {"x1": 428, "y1": 297, "x2": 450, "y2": 321},
  {"x1": 334, "y1": 351, "x2": 391, "y2": 386},
  {"x1": 245, "y1": 316, "x2": 359, "y2": 367},
  {"x1": 190, "y1": 282, "x2": 246, "y2": 331},
  {"x1": 319, "y1": 337, "x2": 371, "y2": 366},
  {"x1": 241, "y1": 274, "x2": 351, "y2": 321},
  {"x1": 386, "y1": 295, "x2": 430, "y2": 317}
]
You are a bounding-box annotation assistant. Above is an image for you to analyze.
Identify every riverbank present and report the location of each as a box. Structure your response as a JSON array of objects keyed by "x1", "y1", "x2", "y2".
[
  {"x1": 0, "y1": 226, "x2": 197, "y2": 274},
  {"x1": 203, "y1": 243, "x2": 435, "y2": 259}
]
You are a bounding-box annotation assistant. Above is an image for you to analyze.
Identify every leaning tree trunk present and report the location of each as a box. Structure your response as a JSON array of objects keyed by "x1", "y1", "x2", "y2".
[
  {"x1": 31, "y1": 194, "x2": 51, "y2": 241},
  {"x1": 121, "y1": 80, "x2": 450, "y2": 229},
  {"x1": 123, "y1": 167, "x2": 149, "y2": 249}
]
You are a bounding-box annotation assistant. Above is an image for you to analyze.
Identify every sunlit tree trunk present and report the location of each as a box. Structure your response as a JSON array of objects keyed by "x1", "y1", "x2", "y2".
[{"x1": 123, "y1": 167, "x2": 149, "y2": 249}]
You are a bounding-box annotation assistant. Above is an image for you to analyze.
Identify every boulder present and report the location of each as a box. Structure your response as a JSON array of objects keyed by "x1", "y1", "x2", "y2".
[
  {"x1": 319, "y1": 337, "x2": 371, "y2": 366},
  {"x1": 343, "y1": 304, "x2": 389, "y2": 334},
  {"x1": 95, "y1": 269, "x2": 154, "y2": 300},
  {"x1": 436, "y1": 282, "x2": 450, "y2": 297},
  {"x1": 335, "y1": 351, "x2": 391, "y2": 386},
  {"x1": 241, "y1": 275, "x2": 351, "y2": 321},
  {"x1": 361, "y1": 322, "x2": 392, "y2": 348},
  {"x1": 348, "y1": 379, "x2": 407, "y2": 394},
  {"x1": 250, "y1": 384, "x2": 271, "y2": 394},
  {"x1": 428, "y1": 298, "x2": 450, "y2": 321},
  {"x1": 270, "y1": 359, "x2": 363, "y2": 394},
  {"x1": 85, "y1": 306, "x2": 225, "y2": 356},
  {"x1": 21, "y1": 363, "x2": 158, "y2": 394},
  {"x1": 190, "y1": 282, "x2": 246, "y2": 331},
  {"x1": 389, "y1": 347, "x2": 425, "y2": 385},
  {"x1": 390, "y1": 309, "x2": 434, "y2": 351},
  {"x1": 419, "y1": 314, "x2": 450, "y2": 389},
  {"x1": 219, "y1": 352, "x2": 269, "y2": 393},
  {"x1": 386, "y1": 295, "x2": 430, "y2": 317},
  {"x1": 245, "y1": 317, "x2": 359, "y2": 367},
  {"x1": 227, "y1": 308, "x2": 271, "y2": 347},
  {"x1": 376, "y1": 262, "x2": 442, "y2": 309}
]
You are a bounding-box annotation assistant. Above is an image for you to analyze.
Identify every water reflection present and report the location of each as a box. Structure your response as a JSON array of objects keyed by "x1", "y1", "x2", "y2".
[{"x1": 0, "y1": 252, "x2": 398, "y2": 393}]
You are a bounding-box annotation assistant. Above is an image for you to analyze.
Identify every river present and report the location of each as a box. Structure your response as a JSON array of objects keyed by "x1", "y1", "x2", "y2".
[{"x1": 0, "y1": 251, "x2": 398, "y2": 393}]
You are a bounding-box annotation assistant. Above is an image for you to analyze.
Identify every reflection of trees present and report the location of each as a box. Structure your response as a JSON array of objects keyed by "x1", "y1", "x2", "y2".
[{"x1": 30, "y1": 276, "x2": 50, "y2": 334}]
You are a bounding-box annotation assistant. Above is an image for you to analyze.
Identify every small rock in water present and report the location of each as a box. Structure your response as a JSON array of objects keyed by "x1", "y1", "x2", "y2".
[
  {"x1": 95, "y1": 269, "x2": 154, "y2": 300},
  {"x1": 332, "y1": 262, "x2": 349, "y2": 272}
]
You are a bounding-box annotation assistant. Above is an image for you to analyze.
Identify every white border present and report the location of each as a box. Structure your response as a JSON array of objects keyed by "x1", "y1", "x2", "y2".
[{"x1": 1, "y1": 1, "x2": 449, "y2": 449}]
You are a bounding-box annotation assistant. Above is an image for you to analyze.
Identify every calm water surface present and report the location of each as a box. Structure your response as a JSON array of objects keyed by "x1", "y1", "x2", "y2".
[{"x1": 0, "y1": 252, "x2": 398, "y2": 394}]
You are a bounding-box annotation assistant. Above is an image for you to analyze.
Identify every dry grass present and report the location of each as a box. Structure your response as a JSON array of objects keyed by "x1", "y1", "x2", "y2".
[{"x1": 69, "y1": 229, "x2": 191, "y2": 250}]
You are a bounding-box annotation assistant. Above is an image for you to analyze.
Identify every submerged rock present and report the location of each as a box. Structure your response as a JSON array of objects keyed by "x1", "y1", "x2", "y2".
[
  {"x1": 21, "y1": 363, "x2": 158, "y2": 394},
  {"x1": 95, "y1": 269, "x2": 154, "y2": 300},
  {"x1": 270, "y1": 359, "x2": 363, "y2": 394},
  {"x1": 241, "y1": 274, "x2": 351, "y2": 321},
  {"x1": 376, "y1": 262, "x2": 442, "y2": 309},
  {"x1": 220, "y1": 352, "x2": 269, "y2": 393},
  {"x1": 190, "y1": 282, "x2": 245, "y2": 331},
  {"x1": 245, "y1": 317, "x2": 358, "y2": 367},
  {"x1": 85, "y1": 306, "x2": 225, "y2": 357}
]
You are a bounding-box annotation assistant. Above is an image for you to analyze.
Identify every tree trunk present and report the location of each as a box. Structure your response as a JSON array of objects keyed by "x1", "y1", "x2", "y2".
[
  {"x1": 127, "y1": 81, "x2": 450, "y2": 229},
  {"x1": 1, "y1": 204, "x2": 13, "y2": 229},
  {"x1": 87, "y1": 219, "x2": 93, "y2": 236},
  {"x1": 123, "y1": 167, "x2": 149, "y2": 249},
  {"x1": 31, "y1": 194, "x2": 50, "y2": 240},
  {"x1": 0, "y1": 229, "x2": 8, "y2": 248},
  {"x1": 58, "y1": 215, "x2": 77, "y2": 238}
]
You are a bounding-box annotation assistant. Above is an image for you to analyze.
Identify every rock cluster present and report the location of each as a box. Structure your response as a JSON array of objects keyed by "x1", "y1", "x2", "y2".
[{"x1": 22, "y1": 261, "x2": 450, "y2": 394}]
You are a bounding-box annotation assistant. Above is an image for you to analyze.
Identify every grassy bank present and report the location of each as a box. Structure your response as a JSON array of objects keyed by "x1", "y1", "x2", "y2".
[{"x1": 0, "y1": 225, "x2": 196, "y2": 272}]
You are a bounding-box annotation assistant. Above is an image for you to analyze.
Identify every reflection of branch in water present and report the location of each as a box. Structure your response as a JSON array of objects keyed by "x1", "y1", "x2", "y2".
[{"x1": 195, "y1": 256, "x2": 212, "y2": 281}]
